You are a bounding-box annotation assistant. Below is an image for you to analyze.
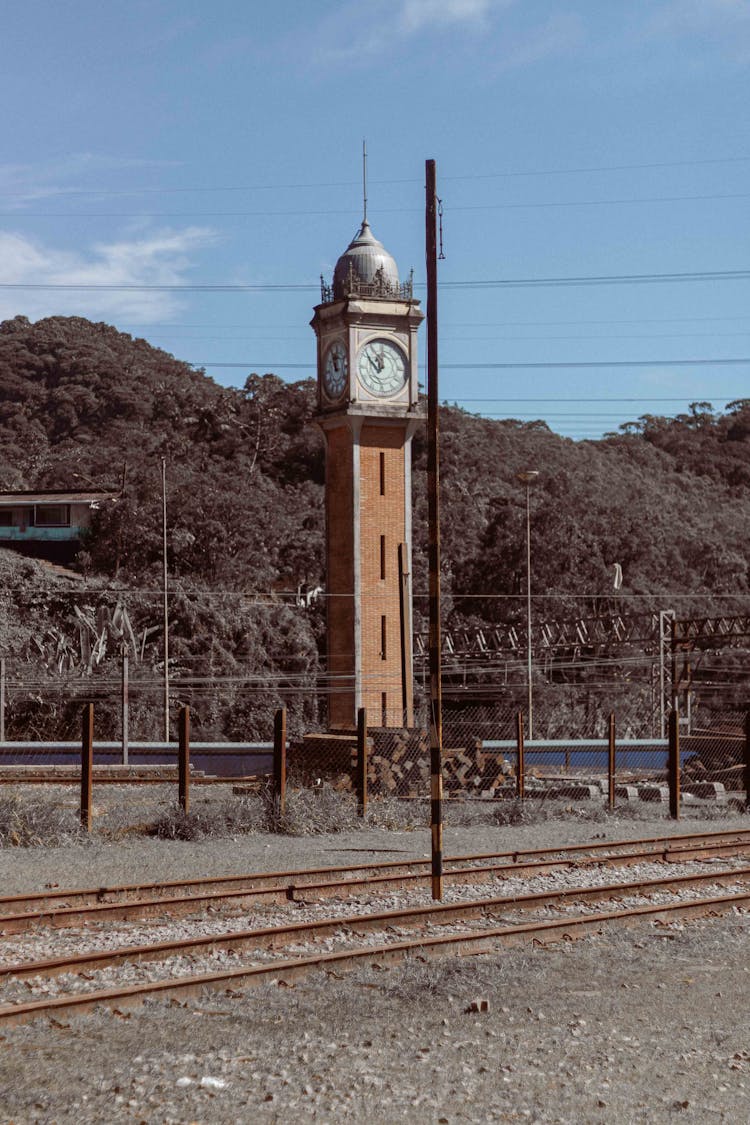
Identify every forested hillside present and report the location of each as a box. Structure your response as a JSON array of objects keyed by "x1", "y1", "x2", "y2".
[{"x1": 0, "y1": 314, "x2": 748, "y2": 736}]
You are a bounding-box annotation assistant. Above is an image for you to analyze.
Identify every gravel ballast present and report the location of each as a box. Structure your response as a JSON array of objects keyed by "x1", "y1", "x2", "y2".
[{"x1": 1, "y1": 810, "x2": 749, "y2": 1122}]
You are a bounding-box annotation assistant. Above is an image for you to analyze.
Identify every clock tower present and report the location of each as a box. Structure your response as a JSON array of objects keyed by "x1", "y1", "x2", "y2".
[{"x1": 312, "y1": 217, "x2": 424, "y2": 729}]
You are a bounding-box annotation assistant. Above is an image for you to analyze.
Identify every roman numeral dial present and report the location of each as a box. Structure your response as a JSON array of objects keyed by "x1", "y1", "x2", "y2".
[{"x1": 357, "y1": 338, "x2": 407, "y2": 397}]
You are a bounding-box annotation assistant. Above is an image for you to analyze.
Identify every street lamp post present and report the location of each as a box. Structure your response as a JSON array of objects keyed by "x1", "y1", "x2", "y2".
[{"x1": 517, "y1": 471, "x2": 539, "y2": 737}]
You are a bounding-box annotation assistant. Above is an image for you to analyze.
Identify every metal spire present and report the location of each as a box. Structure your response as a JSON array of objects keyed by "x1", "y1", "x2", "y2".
[{"x1": 362, "y1": 139, "x2": 368, "y2": 225}]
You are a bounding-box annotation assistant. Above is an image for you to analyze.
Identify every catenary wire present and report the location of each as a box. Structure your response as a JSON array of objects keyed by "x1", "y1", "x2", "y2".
[
  {"x1": 1, "y1": 268, "x2": 749, "y2": 291},
  {"x1": 191, "y1": 358, "x2": 750, "y2": 370},
  {"x1": 1, "y1": 154, "x2": 747, "y2": 198},
  {"x1": 5, "y1": 189, "x2": 750, "y2": 218}
]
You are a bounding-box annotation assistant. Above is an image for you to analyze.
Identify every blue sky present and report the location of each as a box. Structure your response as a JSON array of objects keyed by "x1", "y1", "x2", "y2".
[{"x1": 1, "y1": 0, "x2": 748, "y2": 438}]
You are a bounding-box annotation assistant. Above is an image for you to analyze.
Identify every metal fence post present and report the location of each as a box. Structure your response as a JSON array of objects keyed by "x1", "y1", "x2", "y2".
[
  {"x1": 81, "y1": 703, "x2": 94, "y2": 832},
  {"x1": 668, "y1": 707, "x2": 680, "y2": 820},
  {"x1": 744, "y1": 712, "x2": 750, "y2": 810},
  {"x1": 0, "y1": 656, "x2": 5, "y2": 744},
  {"x1": 273, "y1": 707, "x2": 287, "y2": 816},
  {"x1": 178, "y1": 705, "x2": 190, "y2": 814},
  {"x1": 516, "y1": 711, "x2": 525, "y2": 800},
  {"x1": 356, "y1": 707, "x2": 368, "y2": 816},
  {"x1": 121, "y1": 651, "x2": 129, "y2": 767},
  {"x1": 608, "y1": 712, "x2": 616, "y2": 810}
]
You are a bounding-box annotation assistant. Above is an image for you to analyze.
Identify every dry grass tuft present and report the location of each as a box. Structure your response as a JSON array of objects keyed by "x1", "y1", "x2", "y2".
[
  {"x1": 150, "y1": 795, "x2": 269, "y2": 840},
  {"x1": 0, "y1": 795, "x2": 82, "y2": 847},
  {"x1": 273, "y1": 788, "x2": 360, "y2": 835},
  {"x1": 151, "y1": 787, "x2": 361, "y2": 840}
]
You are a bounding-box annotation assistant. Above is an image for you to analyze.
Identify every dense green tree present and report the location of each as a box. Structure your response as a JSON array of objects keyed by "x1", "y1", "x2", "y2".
[{"x1": 0, "y1": 315, "x2": 748, "y2": 737}]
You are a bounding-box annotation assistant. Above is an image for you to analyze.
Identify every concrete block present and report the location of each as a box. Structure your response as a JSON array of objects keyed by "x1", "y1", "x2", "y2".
[
  {"x1": 638, "y1": 785, "x2": 670, "y2": 803},
  {"x1": 542, "y1": 784, "x2": 600, "y2": 800},
  {"x1": 683, "y1": 781, "x2": 726, "y2": 799},
  {"x1": 614, "y1": 785, "x2": 639, "y2": 801}
]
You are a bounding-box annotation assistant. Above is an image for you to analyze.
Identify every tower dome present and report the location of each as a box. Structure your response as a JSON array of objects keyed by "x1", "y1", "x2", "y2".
[{"x1": 332, "y1": 219, "x2": 400, "y2": 299}]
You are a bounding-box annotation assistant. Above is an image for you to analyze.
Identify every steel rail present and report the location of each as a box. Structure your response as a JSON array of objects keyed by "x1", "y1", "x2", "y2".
[
  {"x1": 3, "y1": 864, "x2": 749, "y2": 984},
  {"x1": 1, "y1": 886, "x2": 749, "y2": 1028},
  {"x1": 2, "y1": 831, "x2": 750, "y2": 935},
  {"x1": 3, "y1": 825, "x2": 750, "y2": 918},
  {"x1": 1, "y1": 828, "x2": 750, "y2": 931}
]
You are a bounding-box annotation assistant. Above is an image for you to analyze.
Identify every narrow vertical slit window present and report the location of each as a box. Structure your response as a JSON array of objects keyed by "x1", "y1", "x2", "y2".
[
  {"x1": 380, "y1": 534, "x2": 386, "y2": 580},
  {"x1": 379, "y1": 451, "x2": 386, "y2": 496},
  {"x1": 381, "y1": 692, "x2": 388, "y2": 726},
  {"x1": 380, "y1": 615, "x2": 387, "y2": 660}
]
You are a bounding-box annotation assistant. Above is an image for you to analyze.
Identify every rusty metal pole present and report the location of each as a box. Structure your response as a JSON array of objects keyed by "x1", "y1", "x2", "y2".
[
  {"x1": 121, "y1": 650, "x2": 129, "y2": 767},
  {"x1": 608, "y1": 712, "x2": 616, "y2": 810},
  {"x1": 668, "y1": 706, "x2": 680, "y2": 820},
  {"x1": 356, "y1": 706, "x2": 368, "y2": 816},
  {"x1": 161, "y1": 456, "x2": 170, "y2": 742},
  {"x1": 398, "y1": 543, "x2": 413, "y2": 726},
  {"x1": 744, "y1": 712, "x2": 750, "y2": 810},
  {"x1": 273, "y1": 707, "x2": 287, "y2": 816},
  {"x1": 178, "y1": 705, "x2": 190, "y2": 814},
  {"x1": 670, "y1": 617, "x2": 678, "y2": 715},
  {"x1": 80, "y1": 702, "x2": 94, "y2": 832},
  {"x1": 516, "y1": 711, "x2": 525, "y2": 800},
  {"x1": 0, "y1": 656, "x2": 5, "y2": 744},
  {"x1": 426, "y1": 158, "x2": 443, "y2": 901}
]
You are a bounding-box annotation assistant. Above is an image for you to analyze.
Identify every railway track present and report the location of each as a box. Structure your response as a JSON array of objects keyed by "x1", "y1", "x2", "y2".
[
  {"x1": 2, "y1": 825, "x2": 750, "y2": 932},
  {"x1": 2, "y1": 826, "x2": 750, "y2": 1027}
]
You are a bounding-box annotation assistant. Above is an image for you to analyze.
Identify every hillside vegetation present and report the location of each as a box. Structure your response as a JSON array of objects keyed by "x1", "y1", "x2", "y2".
[{"x1": 0, "y1": 314, "x2": 748, "y2": 737}]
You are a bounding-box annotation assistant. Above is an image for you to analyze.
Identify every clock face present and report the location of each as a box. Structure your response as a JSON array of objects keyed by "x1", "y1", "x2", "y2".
[
  {"x1": 322, "y1": 340, "x2": 348, "y2": 399},
  {"x1": 357, "y1": 338, "x2": 407, "y2": 397}
]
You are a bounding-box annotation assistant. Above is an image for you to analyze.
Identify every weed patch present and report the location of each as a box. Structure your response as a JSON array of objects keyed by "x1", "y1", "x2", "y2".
[{"x1": 0, "y1": 795, "x2": 81, "y2": 847}]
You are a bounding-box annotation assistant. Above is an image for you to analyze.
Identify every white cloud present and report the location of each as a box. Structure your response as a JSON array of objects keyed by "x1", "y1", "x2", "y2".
[
  {"x1": 489, "y1": 11, "x2": 584, "y2": 71},
  {"x1": 0, "y1": 153, "x2": 179, "y2": 210},
  {"x1": 398, "y1": 0, "x2": 500, "y2": 33},
  {"x1": 0, "y1": 226, "x2": 217, "y2": 325},
  {"x1": 304, "y1": 0, "x2": 515, "y2": 65},
  {"x1": 647, "y1": 0, "x2": 750, "y2": 60}
]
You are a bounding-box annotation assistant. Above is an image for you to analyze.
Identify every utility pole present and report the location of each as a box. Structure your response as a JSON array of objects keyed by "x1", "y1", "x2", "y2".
[
  {"x1": 161, "y1": 456, "x2": 170, "y2": 742},
  {"x1": 658, "y1": 609, "x2": 675, "y2": 739},
  {"x1": 517, "y1": 470, "x2": 539, "y2": 738},
  {"x1": 426, "y1": 158, "x2": 443, "y2": 902},
  {"x1": 121, "y1": 649, "x2": 129, "y2": 766},
  {"x1": 398, "y1": 542, "x2": 413, "y2": 726},
  {"x1": 0, "y1": 657, "x2": 5, "y2": 744}
]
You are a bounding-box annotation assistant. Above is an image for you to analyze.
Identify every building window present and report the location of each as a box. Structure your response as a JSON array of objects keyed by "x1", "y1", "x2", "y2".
[
  {"x1": 34, "y1": 505, "x2": 70, "y2": 527},
  {"x1": 380, "y1": 615, "x2": 387, "y2": 660},
  {"x1": 380, "y1": 535, "x2": 386, "y2": 580},
  {"x1": 381, "y1": 692, "x2": 388, "y2": 726},
  {"x1": 379, "y1": 452, "x2": 386, "y2": 496},
  {"x1": 0, "y1": 511, "x2": 13, "y2": 527}
]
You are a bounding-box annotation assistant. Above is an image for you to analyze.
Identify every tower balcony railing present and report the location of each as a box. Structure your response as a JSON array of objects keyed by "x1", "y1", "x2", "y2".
[{"x1": 320, "y1": 266, "x2": 415, "y2": 305}]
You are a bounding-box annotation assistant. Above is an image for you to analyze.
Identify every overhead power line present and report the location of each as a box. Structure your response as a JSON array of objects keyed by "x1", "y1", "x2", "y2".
[
  {"x1": 1, "y1": 153, "x2": 747, "y2": 198},
  {"x1": 444, "y1": 270, "x2": 750, "y2": 290},
  {"x1": 453, "y1": 397, "x2": 738, "y2": 403},
  {"x1": 5, "y1": 190, "x2": 750, "y2": 218},
  {"x1": 0, "y1": 268, "x2": 748, "y2": 292},
  {"x1": 190, "y1": 358, "x2": 750, "y2": 370},
  {"x1": 116, "y1": 315, "x2": 750, "y2": 328},
  {"x1": 120, "y1": 331, "x2": 750, "y2": 344}
]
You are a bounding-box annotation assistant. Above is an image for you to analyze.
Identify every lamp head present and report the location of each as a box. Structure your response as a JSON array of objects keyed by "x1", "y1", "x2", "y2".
[{"x1": 516, "y1": 470, "x2": 539, "y2": 485}]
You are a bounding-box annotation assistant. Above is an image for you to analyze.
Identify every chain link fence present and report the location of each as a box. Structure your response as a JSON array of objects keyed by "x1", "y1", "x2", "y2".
[
  {"x1": 285, "y1": 701, "x2": 748, "y2": 809},
  {"x1": 0, "y1": 655, "x2": 747, "y2": 813}
]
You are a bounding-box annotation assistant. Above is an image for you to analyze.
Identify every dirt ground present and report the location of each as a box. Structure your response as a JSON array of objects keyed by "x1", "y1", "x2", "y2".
[{"x1": 1, "y1": 812, "x2": 749, "y2": 1123}]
